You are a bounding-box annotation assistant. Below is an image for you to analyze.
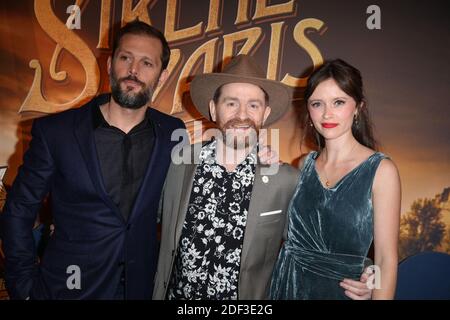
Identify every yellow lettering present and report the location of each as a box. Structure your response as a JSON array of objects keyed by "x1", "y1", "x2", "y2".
[
  {"x1": 152, "y1": 48, "x2": 182, "y2": 102},
  {"x1": 282, "y1": 18, "x2": 325, "y2": 88},
  {"x1": 97, "y1": 0, "x2": 112, "y2": 49},
  {"x1": 222, "y1": 28, "x2": 262, "y2": 68},
  {"x1": 267, "y1": 21, "x2": 285, "y2": 80},
  {"x1": 235, "y1": 0, "x2": 250, "y2": 25},
  {"x1": 20, "y1": 0, "x2": 100, "y2": 114},
  {"x1": 121, "y1": 0, "x2": 152, "y2": 26},
  {"x1": 165, "y1": 0, "x2": 203, "y2": 42},
  {"x1": 205, "y1": 0, "x2": 222, "y2": 33},
  {"x1": 253, "y1": 0, "x2": 295, "y2": 20},
  {"x1": 172, "y1": 38, "x2": 218, "y2": 114}
]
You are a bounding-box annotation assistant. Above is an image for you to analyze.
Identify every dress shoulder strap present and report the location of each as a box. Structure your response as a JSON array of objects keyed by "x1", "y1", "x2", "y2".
[
  {"x1": 361, "y1": 152, "x2": 391, "y2": 190},
  {"x1": 299, "y1": 151, "x2": 318, "y2": 172}
]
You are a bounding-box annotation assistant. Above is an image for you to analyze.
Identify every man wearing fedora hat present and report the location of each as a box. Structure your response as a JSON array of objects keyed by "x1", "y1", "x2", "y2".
[{"x1": 153, "y1": 55, "x2": 372, "y2": 300}]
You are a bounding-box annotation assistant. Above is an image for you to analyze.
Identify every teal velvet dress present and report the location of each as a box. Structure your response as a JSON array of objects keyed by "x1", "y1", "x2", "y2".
[{"x1": 269, "y1": 151, "x2": 387, "y2": 300}]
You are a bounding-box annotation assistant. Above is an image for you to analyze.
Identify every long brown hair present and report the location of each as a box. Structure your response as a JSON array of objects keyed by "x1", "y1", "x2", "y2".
[{"x1": 302, "y1": 59, "x2": 377, "y2": 151}]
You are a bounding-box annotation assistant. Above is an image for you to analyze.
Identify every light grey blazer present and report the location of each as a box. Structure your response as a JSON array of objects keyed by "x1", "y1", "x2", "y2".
[{"x1": 153, "y1": 143, "x2": 299, "y2": 300}]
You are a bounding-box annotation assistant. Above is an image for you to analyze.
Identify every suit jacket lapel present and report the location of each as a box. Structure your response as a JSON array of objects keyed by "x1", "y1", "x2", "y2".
[
  {"x1": 74, "y1": 107, "x2": 123, "y2": 221},
  {"x1": 174, "y1": 143, "x2": 203, "y2": 241},
  {"x1": 174, "y1": 162, "x2": 197, "y2": 241},
  {"x1": 241, "y1": 165, "x2": 266, "y2": 266}
]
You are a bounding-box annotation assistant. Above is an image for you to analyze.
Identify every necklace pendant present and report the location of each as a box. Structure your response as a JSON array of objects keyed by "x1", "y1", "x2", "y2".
[{"x1": 325, "y1": 180, "x2": 331, "y2": 188}]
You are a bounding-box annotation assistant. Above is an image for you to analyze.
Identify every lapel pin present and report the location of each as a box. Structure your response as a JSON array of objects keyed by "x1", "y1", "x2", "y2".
[{"x1": 262, "y1": 175, "x2": 269, "y2": 184}]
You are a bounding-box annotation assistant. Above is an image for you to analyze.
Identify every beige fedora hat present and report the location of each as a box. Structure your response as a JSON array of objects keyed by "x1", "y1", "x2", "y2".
[{"x1": 190, "y1": 54, "x2": 291, "y2": 126}]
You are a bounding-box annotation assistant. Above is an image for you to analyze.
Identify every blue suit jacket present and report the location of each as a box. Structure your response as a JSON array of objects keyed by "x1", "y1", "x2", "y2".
[{"x1": 1, "y1": 95, "x2": 186, "y2": 299}]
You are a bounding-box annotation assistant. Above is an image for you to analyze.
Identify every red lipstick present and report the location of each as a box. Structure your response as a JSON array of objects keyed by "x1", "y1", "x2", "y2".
[{"x1": 321, "y1": 123, "x2": 338, "y2": 129}]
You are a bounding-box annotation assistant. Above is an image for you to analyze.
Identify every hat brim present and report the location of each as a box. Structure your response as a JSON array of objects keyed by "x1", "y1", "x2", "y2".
[{"x1": 190, "y1": 73, "x2": 291, "y2": 126}]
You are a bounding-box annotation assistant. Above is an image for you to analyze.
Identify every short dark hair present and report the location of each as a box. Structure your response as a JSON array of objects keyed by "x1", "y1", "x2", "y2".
[
  {"x1": 212, "y1": 84, "x2": 270, "y2": 105},
  {"x1": 112, "y1": 20, "x2": 170, "y2": 70}
]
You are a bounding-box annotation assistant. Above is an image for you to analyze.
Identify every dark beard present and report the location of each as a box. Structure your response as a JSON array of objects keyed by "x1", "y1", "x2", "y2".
[
  {"x1": 221, "y1": 118, "x2": 259, "y2": 150},
  {"x1": 110, "y1": 71, "x2": 154, "y2": 109}
]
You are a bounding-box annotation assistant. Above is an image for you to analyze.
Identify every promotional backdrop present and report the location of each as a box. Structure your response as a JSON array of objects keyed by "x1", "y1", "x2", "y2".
[{"x1": 0, "y1": 1, "x2": 449, "y2": 293}]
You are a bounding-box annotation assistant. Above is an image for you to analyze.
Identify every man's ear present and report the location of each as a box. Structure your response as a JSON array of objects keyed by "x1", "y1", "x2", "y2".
[
  {"x1": 157, "y1": 69, "x2": 169, "y2": 87},
  {"x1": 209, "y1": 100, "x2": 217, "y2": 122},
  {"x1": 262, "y1": 106, "x2": 272, "y2": 126},
  {"x1": 107, "y1": 56, "x2": 112, "y2": 76}
]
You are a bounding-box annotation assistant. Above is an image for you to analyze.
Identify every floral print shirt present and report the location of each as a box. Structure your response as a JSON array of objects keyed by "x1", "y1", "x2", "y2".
[{"x1": 167, "y1": 140, "x2": 257, "y2": 300}]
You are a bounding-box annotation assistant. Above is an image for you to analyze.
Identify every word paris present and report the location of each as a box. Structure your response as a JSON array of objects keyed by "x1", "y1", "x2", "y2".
[
  {"x1": 23, "y1": 1, "x2": 380, "y2": 115},
  {"x1": 21, "y1": 0, "x2": 322, "y2": 115}
]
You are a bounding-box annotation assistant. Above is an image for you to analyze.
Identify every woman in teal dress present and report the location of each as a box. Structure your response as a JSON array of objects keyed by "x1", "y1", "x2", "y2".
[{"x1": 270, "y1": 59, "x2": 401, "y2": 300}]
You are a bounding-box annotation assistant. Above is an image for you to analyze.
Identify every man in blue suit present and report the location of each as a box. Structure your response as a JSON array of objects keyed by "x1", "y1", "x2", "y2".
[{"x1": 1, "y1": 21, "x2": 186, "y2": 299}]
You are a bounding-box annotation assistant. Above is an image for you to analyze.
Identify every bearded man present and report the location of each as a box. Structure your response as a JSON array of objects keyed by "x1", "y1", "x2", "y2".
[{"x1": 1, "y1": 20, "x2": 185, "y2": 300}]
